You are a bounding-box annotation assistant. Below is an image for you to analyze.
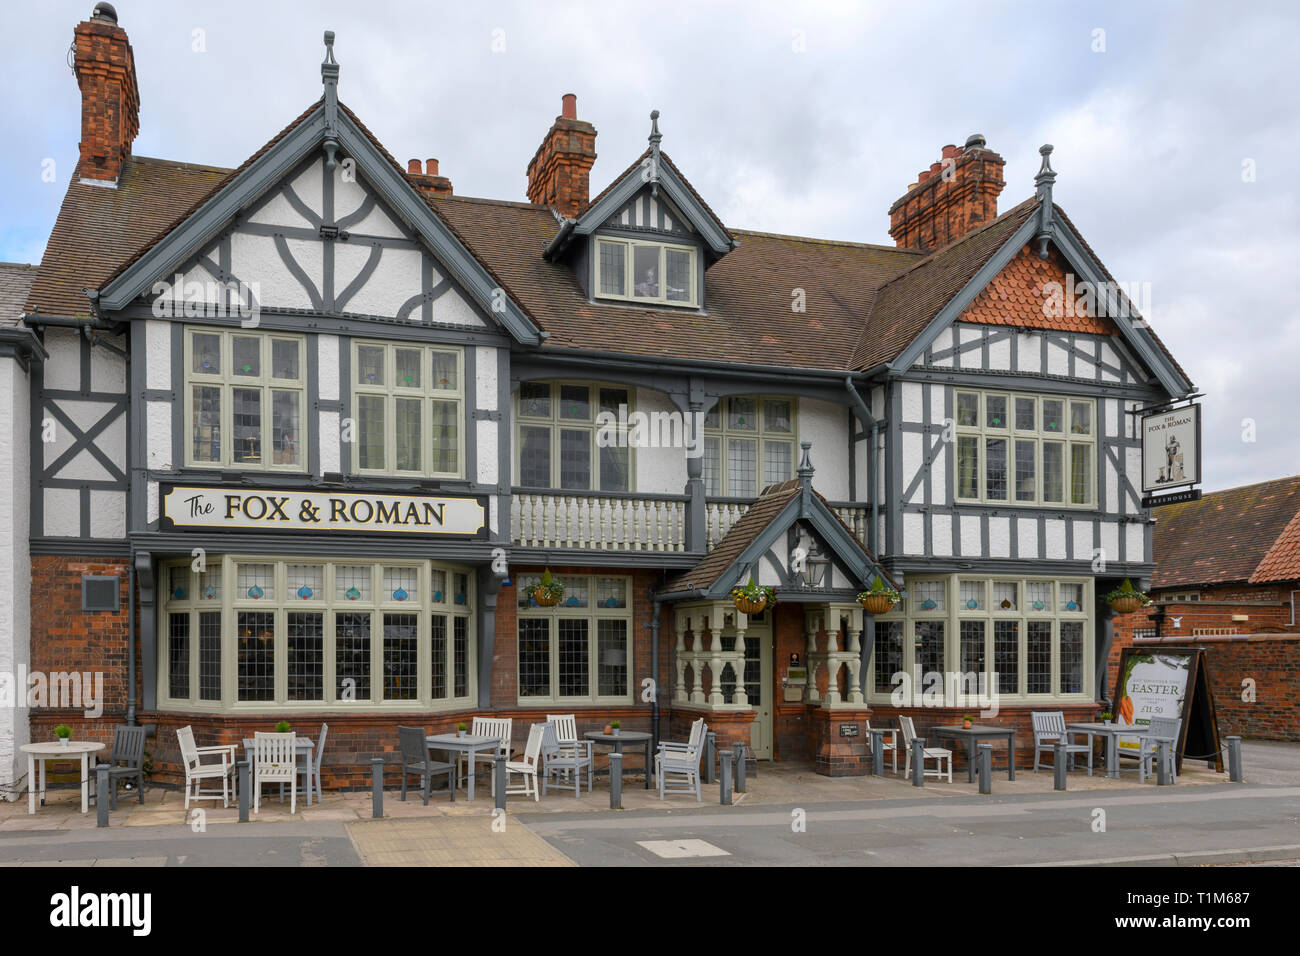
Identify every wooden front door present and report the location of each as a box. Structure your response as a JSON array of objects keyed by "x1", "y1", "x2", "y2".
[{"x1": 744, "y1": 622, "x2": 773, "y2": 759}]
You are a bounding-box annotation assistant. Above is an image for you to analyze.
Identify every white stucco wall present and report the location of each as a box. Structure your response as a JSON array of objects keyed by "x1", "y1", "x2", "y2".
[
  {"x1": 798, "y1": 397, "x2": 848, "y2": 501},
  {"x1": 0, "y1": 357, "x2": 31, "y2": 794},
  {"x1": 632, "y1": 388, "x2": 688, "y2": 495}
]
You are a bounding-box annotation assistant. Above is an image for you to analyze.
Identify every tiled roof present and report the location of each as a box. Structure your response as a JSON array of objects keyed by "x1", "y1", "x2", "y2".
[
  {"x1": 960, "y1": 242, "x2": 1119, "y2": 336},
  {"x1": 664, "y1": 481, "x2": 800, "y2": 593},
  {"x1": 1151, "y1": 475, "x2": 1300, "y2": 588},
  {"x1": 0, "y1": 262, "x2": 38, "y2": 326}
]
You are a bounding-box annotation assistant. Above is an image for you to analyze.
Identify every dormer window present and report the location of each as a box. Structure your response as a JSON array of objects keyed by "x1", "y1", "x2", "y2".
[{"x1": 595, "y1": 237, "x2": 698, "y2": 307}]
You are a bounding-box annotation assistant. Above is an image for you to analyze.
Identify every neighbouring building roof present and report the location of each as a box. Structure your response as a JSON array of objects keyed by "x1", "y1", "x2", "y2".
[
  {"x1": 0, "y1": 262, "x2": 38, "y2": 326},
  {"x1": 1151, "y1": 475, "x2": 1300, "y2": 588}
]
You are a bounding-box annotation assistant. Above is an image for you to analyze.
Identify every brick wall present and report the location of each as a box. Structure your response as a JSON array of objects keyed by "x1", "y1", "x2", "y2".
[
  {"x1": 73, "y1": 13, "x2": 140, "y2": 183},
  {"x1": 525, "y1": 95, "x2": 597, "y2": 217}
]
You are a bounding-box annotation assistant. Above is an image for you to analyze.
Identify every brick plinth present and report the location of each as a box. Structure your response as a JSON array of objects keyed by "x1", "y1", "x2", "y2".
[{"x1": 806, "y1": 706, "x2": 873, "y2": 776}]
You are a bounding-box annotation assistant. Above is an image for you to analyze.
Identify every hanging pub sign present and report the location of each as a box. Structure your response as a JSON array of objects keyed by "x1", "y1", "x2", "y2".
[
  {"x1": 159, "y1": 484, "x2": 489, "y2": 538},
  {"x1": 1140, "y1": 403, "x2": 1201, "y2": 495},
  {"x1": 1111, "y1": 645, "x2": 1223, "y2": 773}
]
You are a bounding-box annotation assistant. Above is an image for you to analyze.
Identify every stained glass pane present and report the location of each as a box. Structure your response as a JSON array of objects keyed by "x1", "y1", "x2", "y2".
[
  {"x1": 430, "y1": 399, "x2": 458, "y2": 474},
  {"x1": 356, "y1": 345, "x2": 385, "y2": 386},
  {"x1": 1014, "y1": 397, "x2": 1036, "y2": 431},
  {"x1": 957, "y1": 435, "x2": 979, "y2": 498},
  {"x1": 431, "y1": 351, "x2": 458, "y2": 391},
  {"x1": 272, "y1": 339, "x2": 300, "y2": 380},
  {"x1": 232, "y1": 336, "x2": 260, "y2": 377},
  {"x1": 559, "y1": 385, "x2": 590, "y2": 421},
  {"x1": 237, "y1": 563, "x2": 274, "y2": 601},
  {"x1": 191, "y1": 333, "x2": 221, "y2": 375},
  {"x1": 192, "y1": 385, "x2": 221, "y2": 463},
  {"x1": 336, "y1": 565, "x2": 371, "y2": 603},
  {"x1": 286, "y1": 564, "x2": 323, "y2": 601},
  {"x1": 985, "y1": 394, "x2": 1007, "y2": 429},
  {"x1": 1042, "y1": 442, "x2": 1064, "y2": 502},
  {"x1": 1014, "y1": 439, "x2": 1036, "y2": 502},
  {"x1": 383, "y1": 566, "x2": 419, "y2": 604},
  {"x1": 357, "y1": 395, "x2": 385, "y2": 470},
  {"x1": 519, "y1": 382, "x2": 550, "y2": 418},
  {"x1": 271, "y1": 390, "x2": 300, "y2": 466},
  {"x1": 394, "y1": 348, "x2": 421, "y2": 388},
  {"x1": 956, "y1": 393, "x2": 979, "y2": 427},
  {"x1": 395, "y1": 398, "x2": 422, "y2": 472}
]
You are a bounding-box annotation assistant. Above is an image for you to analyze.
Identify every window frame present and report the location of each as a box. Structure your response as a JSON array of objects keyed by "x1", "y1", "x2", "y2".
[
  {"x1": 350, "y1": 341, "x2": 465, "y2": 480},
  {"x1": 158, "y1": 556, "x2": 476, "y2": 712},
  {"x1": 869, "y1": 573, "x2": 1093, "y2": 705},
  {"x1": 953, "y1": 389, "x2": 1096, "y2": 509},
  {"x1": 593, "y1": 236, "x2": 699, "y2": 308},
  {"x1": 183, "y1": 327, "x2": 307, "y2": 472},
  {"x1": 702, "y1": 395, "x2": 798, "y2": 498},
  {"x1": 514, "y1": 381, "x2": 635, "y2": 492},
  {"x1": 514, "y1": 573, "x2": 634, "y2": 704}
]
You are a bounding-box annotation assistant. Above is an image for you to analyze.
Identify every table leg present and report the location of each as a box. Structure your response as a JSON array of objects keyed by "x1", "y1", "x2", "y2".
[
  {"x1": 645, "y1": 738, "x2": 652, "y2": 789},
  {"x1": 1007, "y1": 733, "x2": 1015, "y2": 781},
  {"x1": 1107, "y1": 735, "x2": 1118, "y2": 779},
  {"x1": 467, "y1": 748, "x2": 476, "y2": 802},
  {"x1": 81, "y1": 753, "x2": 89, "y2": 813},
  {"x1": 27, "y1": 755, "x2": 36, "y2": 814},
  {"x1": 40, "y1": 757, "x2": 47, "y2": 806},
  {"x1": 967, "y1": 738, "x2": 976, "y2": 783}
]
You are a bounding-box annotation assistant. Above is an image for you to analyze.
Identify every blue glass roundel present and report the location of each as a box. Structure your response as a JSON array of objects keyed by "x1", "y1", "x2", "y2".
[
  {"x1": 248, "y1": 584, "x2": 264, "y2": 599},
  {"x1": 345, "y1": 586, "x2": 361, "y2": 601},
  {"x1": 605, "y1": 597, "x2": 619, "y2": 608},
  {"x1": 921, "y1": 599, "x2": 937, "y2": 610},
  {"x1": 1066, "y1": 600, "x2": 1079, "y2": 611},
  {"x1": 433, "y1": 590, "x2": 444, "y2": 602},
  {"x1": 173, "y1": 587, "x2": 186, "y2": 599},
  {"x1": 393, "y1": 587, "x2": 409, "y2": 602},
  {"x1": 1033, "y1": 600, "x2": 1045, "y2": 611},
  {"x1": 297, "y1": 585, "x2": 313, "y2": 599},
  {"x1": 203, "y1": 586, "x2": 216, "y2": 599},
  {"x1": 966, "y1": 599, "x2": 979, "y2": 609},
  {"x1": 566, "y1": 595, "x2": 580, "y2": 606},
  {"x1": 455, "y1": 593, "x2": 466, "y2": 605}
]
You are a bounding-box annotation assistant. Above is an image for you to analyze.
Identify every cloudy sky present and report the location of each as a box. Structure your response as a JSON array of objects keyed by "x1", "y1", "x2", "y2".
[{"x1": 3, "y1": 0, "x2": 1297, "y2": 493}]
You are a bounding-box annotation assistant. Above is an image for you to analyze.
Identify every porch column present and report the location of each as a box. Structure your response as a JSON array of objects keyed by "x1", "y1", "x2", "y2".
[
  {"x1": 844, "y1": 606, "x2": 865, "y2": 706},
  {"x1": 690, "y1": 614, "x2": 706, "y2": 704},
  {"x1": 707, "y1": 606, "x2": 725, "y2": 707},
  {"x1": 805, "y1": 607, "x2": 823, "y2": 705},
  {"x1": 673, "y1": 611, "x2": 688, "y2": 701},
  {"x1": 733, "y1": 613, "x2": 749, "y2": 707}
]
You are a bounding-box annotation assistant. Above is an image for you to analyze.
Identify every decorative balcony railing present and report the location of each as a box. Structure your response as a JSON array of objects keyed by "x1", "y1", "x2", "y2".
[{"x1": 510, "y1": 489, "x2": 689, "y2": 552}]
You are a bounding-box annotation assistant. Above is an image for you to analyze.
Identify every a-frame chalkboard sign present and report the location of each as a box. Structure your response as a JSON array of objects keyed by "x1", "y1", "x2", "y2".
[{"x1": 1111, "y1": 645, "x2": 1223, "y2": 773}]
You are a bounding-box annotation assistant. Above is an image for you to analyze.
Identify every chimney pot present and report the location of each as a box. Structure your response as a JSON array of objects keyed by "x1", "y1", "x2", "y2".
[
  {"x1": 407, "y1": 159, "x2": 421, "y2": 174},
  {"x1": 941, "y1": 144, "x2": 960, "y2": 160},
  {"x1": 527, "y1": 93, "x2": 597, "y2": 217},
  {"x1": 561, "y1": 93, "x2": 577, "y2": 119},
  {"x1": 425, "y1": 158, "x2": 439, "y2": 176}
]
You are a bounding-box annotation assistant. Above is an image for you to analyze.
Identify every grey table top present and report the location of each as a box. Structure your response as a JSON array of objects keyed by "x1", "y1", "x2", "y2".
[
  {"x1": 932, "y1": 724, "x2": 1015, "y2": 737},
  {"x1": 1066, "y1": 722, "x2": 1150, "y2": 735},
  {"x1": 425, "y1": 733, "x2": 499, "y2": 749},
  {"x1": 584, "y1": 730, "x2": 652, "y2": 743}
]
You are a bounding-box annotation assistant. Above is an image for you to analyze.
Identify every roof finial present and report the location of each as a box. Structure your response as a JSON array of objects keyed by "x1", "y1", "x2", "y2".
[
  {"x1": 1034, "y1": 144, "x2": 1056, "y2": 258},
  {"x1": 797, "y1": 441, "x2": 815, "y2": 485},
  {"x1": 321, "y1": 31, "x2": 341, "y2": 169},
  {"x1": 646, "y1": 109, "x2": 662, "y2": 198}
]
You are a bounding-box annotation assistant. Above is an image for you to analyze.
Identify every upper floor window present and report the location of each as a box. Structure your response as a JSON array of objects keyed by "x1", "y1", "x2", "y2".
[
  {"x1": 954, "y1": 390, "x2": 1095, "y2": 508},
  {"x1": 516, "y1": 382, "x2": 631, "y2": 492},
  {"x1": 186, "y1": 328, "x2": 305, "y2": 471},
  {"x1": 702, "y1": 396, "x2": 796, "y2": 498},
  {"x1": 594, "y1": 237, "x2": 698, "y2": 307},
  {"x1": 352, "y1": 342, "x2": 463, "y2": 479}
]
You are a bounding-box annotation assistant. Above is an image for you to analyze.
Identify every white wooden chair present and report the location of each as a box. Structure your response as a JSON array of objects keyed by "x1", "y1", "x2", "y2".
[
  {"x1": 176, "y1": 725, "x2": 237, "y2": 809},
  {"x1": 252, "y1": 732, "x2": 298, "y2": 814},
  {"x1": 1137, "y1": 717, "x2": 1182, "y2": 784},
  {"x1": 655, "y1": 718, "x2": 707, "y2": 801},
  {"x1": 1032, "y1": 710, "x2": 1092, "y2": 774},
  {"x1": 504, "y1": 723, "x2": 546, "y2": 802},
  {"x1": 865, "y1": 720, "x2": 897, "y2": 774},
  {"x1": 459, "y1": 717, "x2": 512, "y2": 793},
  {"x1": 544, "y1": 713, "x2": 594, "y2": 793},
  {"x1": 899, "y1": 716, "x2": 952, "y2": 782}
]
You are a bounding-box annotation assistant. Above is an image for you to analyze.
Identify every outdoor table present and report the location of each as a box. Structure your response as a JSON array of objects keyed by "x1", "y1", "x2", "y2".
[
  {"x1": 584, "y1": 730, "x2": 655, "y2": 789},
  {"x1": 1065, "y1": 722, "x2": 1160, "y2": 779},
  {"x1": 20, "y1": 741, "x2": 105, "y2": 814},
  {"x1": 930, "y1": 725, "x2": 1016, "y2": 782},
  {"x1": 426, "y1": 734, "x2": 501, "y2": 802},
  {"x1": 242, "y1": 737, "x2": 317, "y2": 806}
]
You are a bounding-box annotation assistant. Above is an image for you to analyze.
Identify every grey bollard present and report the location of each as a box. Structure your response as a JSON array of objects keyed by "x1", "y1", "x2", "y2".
[
  {"x1": 1227, "y1": 736, "x2": 1243, "y2": 782},
  {"x1": 719, "y1": 749, "x2": 733, "y2": 805},
  {"x1": 1157, "y1": 740, "x2": 1172, "y2": 786},
  {"x1": 734, "y1": 742, "x2": 747, "y2": 793},
  {"x1": 238, "y1": 759, "x2": 251, "y2": 822},
  {"x1": 978, "y1": 743, "x2": 992, "y2": 795},
  {"x1": 371, "y1": 757, "x2": 384, "y2": 819},
  {"x1": 1054, "y1": 742, "x2": 1067, "y2": 790},
  {"x1": 911, "y1": 738, "x2": 925, "y2": 787},
  {"x1": 96, "y1": 764, "x2": 110, "y2": 827},
  {"x1": 870, "y1": 729, "x2": 884, "y2": 776},
  {"x1": 609, "y1": 752, "x2": 623, "y2": 810},
  {"x1": 494, "y1": 754, "x2": 507, "y2": 813},
  {"x1": 703, "y1": 732, "x2": 717, "y2": 784}
]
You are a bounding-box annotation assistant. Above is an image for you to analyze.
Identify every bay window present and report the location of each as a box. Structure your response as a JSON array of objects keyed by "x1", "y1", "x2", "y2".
[
  {"x1": 954, "y1": 390, "x2": 1095, "y2": 507},
  {"x1": 352, "y1": 342, "x2": 463, "y2": 478},
  {"x1": 161, "y1": 557, "x2": 474, "y2": 711},
  {"x1": 185, "y1": 328, "x2": 305, "y2": 470}
]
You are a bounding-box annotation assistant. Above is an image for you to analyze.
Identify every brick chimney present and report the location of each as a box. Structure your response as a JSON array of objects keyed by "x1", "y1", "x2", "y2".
[
  {"x1": 407, "y1": 157, "x2": 453, "y2": 196},
  {"x1": 526, "y1": 93, "x2": 597, "y2": 218},
  {"x1": 888, "y1": 135, "x2": 1006, "y2": 251},
  {"x1": 73, "y1": 3, "x2": 140, "y2": 185}
]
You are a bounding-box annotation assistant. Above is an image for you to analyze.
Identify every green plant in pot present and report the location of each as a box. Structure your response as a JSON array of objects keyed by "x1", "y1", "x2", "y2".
[
  {"x1": 1105, "y1": 578, "x2": 1151, "y2": 614},
  {"x1": 610, "y1": 719, "x2": 621, "y2": 738},
  {"x1": 1098, "y1": 711, "x2": 1114, "y2": 726},
  {"x1": 457, "y1": 721, "x2": 468, "y2": 738},
  {"x1": 731, "y1": 575, "x2": 776, "y2": 615},
  {"x1": 54, "y1": 724, "x2": 73, "y2": 747},
  {"x1": 531, "y1": 569, "x2": 565, "y2": 607},
  {"x1": 961, "y1": 714, "x2": 976, "y2": 730},
  {"x1": 274, "y1": 720, "x2": 292, "y2": 734},
  {"x1": 857, "y1": 576, "x2": 901, "y2": 615}
]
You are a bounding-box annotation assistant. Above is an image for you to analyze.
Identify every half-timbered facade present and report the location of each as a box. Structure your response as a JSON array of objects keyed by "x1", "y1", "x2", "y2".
[{"x1": 1, "y1": 7, "x2": 1196, "y2": 789}]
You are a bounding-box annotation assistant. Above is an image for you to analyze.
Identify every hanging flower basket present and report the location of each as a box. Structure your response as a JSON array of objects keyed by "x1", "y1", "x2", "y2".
[
  {"x1": 531, "y1": 568, "x2": 565, "y2": 607},
  {"x1": 856, "y1": 577, "x2": 901, "y2": 615},
  {"x1": 731, "y1": 575, "x2": 775, "y2": 616},
  {"x1": 1105, "y1": 578, "x2": 1150, "y2": 615}
]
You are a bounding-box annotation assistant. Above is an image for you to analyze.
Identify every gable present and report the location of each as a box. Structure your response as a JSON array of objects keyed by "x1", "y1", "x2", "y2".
[
  {"x1": 163, "y1": 154, "x2": 485, "y2": 327},
  {"x1": 959, "y1": 243, "x2": 1119, "y2": 336},
  {"x1": 602, "y1": 184, "x2": 693, "y2": 238}
]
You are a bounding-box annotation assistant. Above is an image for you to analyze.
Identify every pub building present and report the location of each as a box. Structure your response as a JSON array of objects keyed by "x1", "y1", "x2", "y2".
[{"x1": 0, "y1": 5, "x2": 1198, "y2": 791}]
